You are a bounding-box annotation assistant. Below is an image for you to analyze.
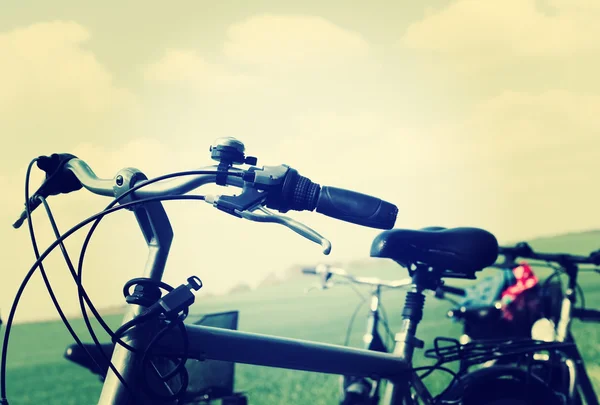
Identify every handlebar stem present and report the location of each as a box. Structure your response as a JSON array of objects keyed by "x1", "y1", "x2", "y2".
[{"x1": 97, "y1": 167, "x2": 177, "y2": 405}]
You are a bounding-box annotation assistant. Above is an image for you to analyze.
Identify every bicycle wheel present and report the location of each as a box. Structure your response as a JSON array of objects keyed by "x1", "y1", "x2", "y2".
[{"x1": 442, "y1": 366, "x2": 563, "y2": 405}]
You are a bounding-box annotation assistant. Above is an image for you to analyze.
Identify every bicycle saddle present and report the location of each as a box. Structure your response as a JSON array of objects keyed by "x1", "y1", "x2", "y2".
[{"x1": 370, "y1": 227, "x2": 499, "y2": 275}]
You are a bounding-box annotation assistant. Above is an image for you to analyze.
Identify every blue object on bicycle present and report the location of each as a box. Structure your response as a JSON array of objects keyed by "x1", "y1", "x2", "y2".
[{"x1": 456, "y1": 269, "x2": 515, "y2": 310}]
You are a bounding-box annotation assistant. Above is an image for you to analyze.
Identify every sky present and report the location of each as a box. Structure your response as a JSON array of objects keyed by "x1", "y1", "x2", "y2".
[{"x1": 1, "y1": 0, "x2": 599, "y2": 322}]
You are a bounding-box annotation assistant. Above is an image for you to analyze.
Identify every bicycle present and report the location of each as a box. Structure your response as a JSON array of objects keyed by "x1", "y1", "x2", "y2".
[
  {"x1": 302, "y1": 241, "x2": 600, "y2": 405},
  {"x1": 431, "y1": 242, "x2": 600, "y2": 404},
  {"x1": 300, "y1": 262, "x2": 477, "y2": 405},
  {"x1": 5, "y1": 137, "x2": 562, "y2": 404},
  {"x1": 480, "y1": 242, "x2": 600, "y2": 405},
  {"x1": 301, "y1": 263, "x2": 413, "y2": 404},
  {"x1": 433, "y1": 249, "x2": 564, "y2": 373}
]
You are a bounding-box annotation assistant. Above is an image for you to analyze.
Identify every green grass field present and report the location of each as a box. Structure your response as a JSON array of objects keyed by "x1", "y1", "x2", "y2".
[{"x1": 2, "y1": 231, "x2": 600, "y2": 404}]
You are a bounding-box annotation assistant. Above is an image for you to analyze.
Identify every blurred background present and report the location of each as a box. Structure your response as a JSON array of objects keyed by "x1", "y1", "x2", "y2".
[{"x1": 0, "y1": 1, "x2": 599, "y2": 403}]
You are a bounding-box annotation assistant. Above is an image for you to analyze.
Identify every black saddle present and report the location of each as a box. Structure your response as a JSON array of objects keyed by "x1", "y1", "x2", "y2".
[{"x1": 370, "y1": 227, "x2": 498, "y2": 276}]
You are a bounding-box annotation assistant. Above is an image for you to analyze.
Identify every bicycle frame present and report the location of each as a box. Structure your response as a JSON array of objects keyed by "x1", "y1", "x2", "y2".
[
  {"x1": 97, "y1": 188, "x2": 431, "y2": 404},
  {"x1": 155, "y1": 324, "x2": 407, "y2": 379}
]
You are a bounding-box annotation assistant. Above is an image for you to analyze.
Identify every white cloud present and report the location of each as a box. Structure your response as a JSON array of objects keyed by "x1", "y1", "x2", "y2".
[
  {"x1": 270, "y1": 112, "x2": 443, "y2": 183},
  {"x1": 448, "y1": 89, "x2": 600, "y2": 162},
  {"x1": 0, "y1": 21, "x2": 140, "y2": 175},
  {"x1": 421, "y1": 88, "x2": 600, "y2": 241},
  {"x1": 0, "y1": 21, "x2": 137, "y2": 115},
  {"x1": 144, "y1": 49, "x2": 257, "y2": 91},
  {"x1": 401, "y1": 0, "x2": 599, "y2": 68},
  {"x1": 143, "y1": 15, "x2": 377, "y2": 96},
  {"x1": 222, "y1": 14, "x2": 372, "y2": 72}
]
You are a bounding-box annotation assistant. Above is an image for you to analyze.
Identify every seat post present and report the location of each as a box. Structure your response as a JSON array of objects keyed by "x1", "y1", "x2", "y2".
[
  {"x1": 392, "y1": 263, "x2": 444, "y2": 362},
  {"x1": 381, "y1": 266, "x2": 432, "y2": 405},
  {"x1": 390, "y1": 290, "x2": 426, "y2": 363}
]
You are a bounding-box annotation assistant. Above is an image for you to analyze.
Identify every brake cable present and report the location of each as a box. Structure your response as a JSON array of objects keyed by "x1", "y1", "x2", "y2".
[{"x1": 1, "y1": 194, "x2": 209, "y2": 404}]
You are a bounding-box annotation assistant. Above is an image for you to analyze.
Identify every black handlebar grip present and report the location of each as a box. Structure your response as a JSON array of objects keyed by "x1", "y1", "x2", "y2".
[
  {"x1": 264, "y1": 168, "x2": 398, "y2": 230},
  {"x1": 498, "y1": 242, "x2": 534, "y2": 257},
  {"x1": 572, "y1": 308, "x2": 600, "y2": 323},
  {"x1": 315, "y1": 186, "x2": 398, "y2": 230},
  {"x1": 301, "y1": 267, "x2": 317, "y2": 275}
]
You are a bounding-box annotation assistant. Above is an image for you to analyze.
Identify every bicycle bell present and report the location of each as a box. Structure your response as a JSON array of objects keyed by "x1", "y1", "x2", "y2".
[{"x1": 210, "y1": 137, "x2": 257, "y2": 166}]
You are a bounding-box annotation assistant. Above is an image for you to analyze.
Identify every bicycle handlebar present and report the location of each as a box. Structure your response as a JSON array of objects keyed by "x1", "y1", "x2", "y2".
[
  {"x1": 12, "y1": 158, "x2": 245, "y2": 227},
  {"x1": 13, "y1": 141, "x2": 399, "y2": 254},
  {"x1": 302, "y1": 264, "x2": 413, "y2": 289},
  {"x1": 70, "y1": 159, "x2": 246, "y2": 198},
  {"x1": 498, "y1": 242, "x2": 600, "y2": 266},
  {"x1": 572, "y1": 308, "x2": 600, "y2": 323}
]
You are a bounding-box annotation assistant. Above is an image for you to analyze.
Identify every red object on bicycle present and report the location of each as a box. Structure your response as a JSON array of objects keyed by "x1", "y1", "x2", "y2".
[{"x1": 501, "y1": 261, "x2": 539, "y2": 320}]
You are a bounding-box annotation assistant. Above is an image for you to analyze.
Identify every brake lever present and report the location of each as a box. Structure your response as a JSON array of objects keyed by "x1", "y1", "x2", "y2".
[
  {"x1": 235, "y1": 206, "x2": 332, "y2": 255},
  {"x1": 13, "y1": 153, "x2": 83, "y2": 229}
]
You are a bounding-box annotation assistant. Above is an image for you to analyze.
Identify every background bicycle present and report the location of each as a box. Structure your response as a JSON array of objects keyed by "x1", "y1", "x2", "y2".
[{"x1": 302, "y1": 264, "x2": 412, "y2": 404}]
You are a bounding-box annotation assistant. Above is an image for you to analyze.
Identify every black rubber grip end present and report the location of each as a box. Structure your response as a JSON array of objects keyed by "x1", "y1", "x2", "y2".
[{"x1": 315, "y1": 186, "x2": 398, "y2": 229}]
